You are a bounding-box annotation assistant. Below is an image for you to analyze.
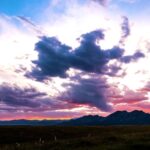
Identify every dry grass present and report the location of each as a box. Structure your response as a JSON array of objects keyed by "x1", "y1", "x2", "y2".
[{"x1": 0, "y1": 126, "x2": 150, "y2": 150}]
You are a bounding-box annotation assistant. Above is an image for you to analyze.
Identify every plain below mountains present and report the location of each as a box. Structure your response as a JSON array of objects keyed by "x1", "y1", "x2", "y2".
[{"x1": 1, "y1": 110, "x2": 150, "y2": 126}]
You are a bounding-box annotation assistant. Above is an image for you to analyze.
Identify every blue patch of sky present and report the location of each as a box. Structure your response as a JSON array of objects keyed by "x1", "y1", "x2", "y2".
[{"x1": 0, "y1": 0, "x2": 50, "y2": 19}]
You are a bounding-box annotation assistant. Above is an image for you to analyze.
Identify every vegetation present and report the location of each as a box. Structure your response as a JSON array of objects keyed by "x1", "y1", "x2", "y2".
[{"x1": 0, "y1": 126, "x2": 150, "y2": 150}]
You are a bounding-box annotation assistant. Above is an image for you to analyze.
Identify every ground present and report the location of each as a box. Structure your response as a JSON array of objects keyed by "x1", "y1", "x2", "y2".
[{"x1": 0, "y1": 126, "x2": 150, "y2": 150}]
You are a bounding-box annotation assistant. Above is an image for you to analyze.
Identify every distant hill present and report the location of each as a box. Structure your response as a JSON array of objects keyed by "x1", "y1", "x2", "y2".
[
  {"x1": 0, "y1": 119, "x2": 62, "y2": 126},
  {"x1": 102, "y1": 110, "x2": 150, "y2": 125},
  {"x1": 1, "y1": 110, "x2": 150, "y2": 126},
  {"x1": 59, "y1": 115, "x2": 105, "y2": 126}
]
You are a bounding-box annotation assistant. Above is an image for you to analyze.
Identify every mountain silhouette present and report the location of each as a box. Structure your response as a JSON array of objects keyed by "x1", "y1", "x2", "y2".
[
  {"x1": 102, "y1": 110, "x2": 150, "y2": 125},
  {"x1": 0, "y1": 119, "x2": 62, "y2": 126},
  {"x1": 59, "y1": 115, "x2": 105, "y2": 126},
  {"x1": 0, "y1": 110, "x2": 150, "y2": 126}
]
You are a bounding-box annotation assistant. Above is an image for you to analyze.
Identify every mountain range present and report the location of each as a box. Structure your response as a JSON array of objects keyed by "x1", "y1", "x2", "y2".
[{"x1": 1, "y1": 110, "x2": 150, "y2": 126}]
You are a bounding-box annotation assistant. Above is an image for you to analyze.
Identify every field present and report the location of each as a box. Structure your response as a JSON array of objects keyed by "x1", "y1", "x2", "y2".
[{"x1": 0, "y1": 126, "x2": 150, "y2": 150}]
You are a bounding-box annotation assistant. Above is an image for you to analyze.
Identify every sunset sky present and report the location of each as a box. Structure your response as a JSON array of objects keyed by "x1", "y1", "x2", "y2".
[{"x1": 0, "y1": 0, "x2": 150, "y2": 120}]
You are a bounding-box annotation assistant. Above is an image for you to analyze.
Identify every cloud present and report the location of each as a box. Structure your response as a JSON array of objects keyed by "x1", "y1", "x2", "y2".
[
  {"x1": 111, "y1": 89, "x2": 148, "y2": 105},
  {"x1": 120, "y1": 51, "x2": 145, "y2": 63},
  {"x1": 0, "y1": 83, "x2": 80, "y2": 113},
  {"x1": 138, "y1": 82, "x2": 150, "y2": 96},
  {"x1": 24, "y1": 20, "x2": 145, "y2": 113},
  {"x1": 17, "y1": 16, "x2": 44, "y2": 36},
  {"x1": 92, "y1": 0, "x2": 109, "y2": 6},
  {"x1": 0, "y1": 83, "x2": 47, "y2": 108},
  {"x1": 27, "y1": 28, "x2": 145, "y2": 80},
  {"x1": 0, "y1": 81, "x2": 97, "y2": 119},
  {"x1": 119, "y1": 16, "x2": 130, "y2": 45},
  {"x1": 79, "y1": 29, "x2": 104, "y2": 43},
  {"x1": 59, "y1": 76, "x2": 112, "y2": 111},
  {"x1": 26, "y1": 36, "x2": 72, "y2": 80},
  {"x1": 122, "y1": 16, "x2": 130, "y2": 38},
  {"x1": 135, "y1": 102, "x2": 150, "y2": 110},
  {"x1": 71, "y1": 30, "x2": 109, "y2": 73},
  {"x1": 27, "y1": 30, "x2": 122, "y2": 80},
  {"x1": 0, "y1": 0, "x2": 150, "y2": 119}
]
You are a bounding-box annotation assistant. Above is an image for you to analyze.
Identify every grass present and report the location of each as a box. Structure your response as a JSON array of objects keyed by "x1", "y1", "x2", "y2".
[{"x1": 0, "y1": 126, "x2": 150, "y2": 149}]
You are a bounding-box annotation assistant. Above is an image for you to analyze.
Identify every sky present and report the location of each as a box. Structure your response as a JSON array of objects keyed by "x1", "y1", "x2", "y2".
[{"x1": 0, "y1": 0, "x2": 150, "y2": 120}]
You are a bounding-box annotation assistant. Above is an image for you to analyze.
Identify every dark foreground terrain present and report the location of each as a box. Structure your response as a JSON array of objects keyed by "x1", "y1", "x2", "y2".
[{"x1": 0, "y1": 126, "x2": 150, "y2": 150}]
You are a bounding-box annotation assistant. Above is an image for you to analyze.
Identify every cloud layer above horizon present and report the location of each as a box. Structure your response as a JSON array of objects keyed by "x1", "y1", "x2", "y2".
[{"x1": 0, "y1": 0, "x2": 150, "y2": 120}]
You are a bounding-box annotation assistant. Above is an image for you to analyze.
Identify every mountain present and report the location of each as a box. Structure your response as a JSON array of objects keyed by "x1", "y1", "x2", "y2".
[
  {"x1": 0, "y1": 110, "x2": 150, "y2": 126},
  {"x1": 102, "y1": 110, "x2": 150, "y2": 125},
  {"x1": 59, "y1": 110, "x2": 150, "y2": 126},
  {"x1": 0, "y1": 120, "x2": 62, "y2": 126},
  {"x1": 59, "y1": 115, "x2": 104, "y2": 126}
]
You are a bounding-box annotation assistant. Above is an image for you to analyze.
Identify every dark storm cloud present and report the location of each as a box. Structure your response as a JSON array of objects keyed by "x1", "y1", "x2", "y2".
[
  {"x1": 26, "y1": 27, "x2": 145, "y2": 112},
  {"x1": 27, "y1": 36, "x2": 72, "y2": 80},
  {"x1": 79, "y1": 29, "x2": 104, "y2": 43},
  {"x1": 27, "y1": 28, "x2": 145, "y2": 81},
  {"x1": 60, "y1": 76, "x2": 112, "y2": 111},
  {"x1": 28, "y1": 29, "x2": 132, "y2": 80},
  {"x1": 0, "y1": 84, "x2": 47, "y2": 108},
  {"x1": 106, "y1": 46, "x2": 124, "y2": 59},
  {"x1": 71, "y1": 30, "x2": 108, "y2": 73},
  {"x1": 24, "y1": 26, "x2": 145, "y2": 112},
  {"x1": 71, "y1": 46, "x2": 124, "y2": 74}
]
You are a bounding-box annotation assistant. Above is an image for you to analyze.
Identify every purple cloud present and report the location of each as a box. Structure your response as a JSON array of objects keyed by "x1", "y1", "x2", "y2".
[
  {"x1": 59, "y1": 76, "x2": 112, "y2": 111},
  {"x1": 0, "y1": 83, "x2": 46, "y2": 108}
]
